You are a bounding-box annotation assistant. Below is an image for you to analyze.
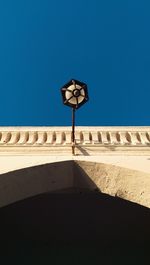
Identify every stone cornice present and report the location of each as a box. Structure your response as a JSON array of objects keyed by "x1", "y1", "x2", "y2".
[{"x1": 0, "y1": 126, "x2": 150, "y2": 155}]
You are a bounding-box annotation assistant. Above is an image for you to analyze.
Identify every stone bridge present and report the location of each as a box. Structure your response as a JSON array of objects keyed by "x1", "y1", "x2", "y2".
[
  {"x1": 0, "y1": 126, "x2": 150, "y2": 208},
  {"x1": 0, "y1": 126, "x2": 150, "y2": 242}
]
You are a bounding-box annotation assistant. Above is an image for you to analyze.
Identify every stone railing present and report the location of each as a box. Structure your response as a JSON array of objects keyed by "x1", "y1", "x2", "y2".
[{"x1": 0, "y1": 126, "x2": 150, "y2": 146}]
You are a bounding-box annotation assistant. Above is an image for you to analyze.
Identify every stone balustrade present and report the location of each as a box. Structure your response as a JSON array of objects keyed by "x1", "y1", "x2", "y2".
[{"x1": 0, "y1": 127, "x2": 150, "y2": 146}]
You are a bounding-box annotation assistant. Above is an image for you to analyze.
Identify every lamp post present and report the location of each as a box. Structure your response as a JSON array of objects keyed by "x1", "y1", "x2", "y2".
[{"x1": 61, "y1": 79, "x2": 89, "y2": 155}]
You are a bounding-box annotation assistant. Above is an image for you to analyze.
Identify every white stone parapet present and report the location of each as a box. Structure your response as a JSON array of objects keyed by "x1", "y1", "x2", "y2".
[
  {"x1": 0, "y1": 126, "x2": 149, "y2": 148},
  {"x1": 0, "y1": 126, "x2": 150, "y2": 145},
  {"x1": 0, "y1": 127, "x2": 148, "y2": 142}
]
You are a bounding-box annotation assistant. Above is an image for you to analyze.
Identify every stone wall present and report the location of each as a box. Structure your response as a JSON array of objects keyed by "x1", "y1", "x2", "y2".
[{"x1": 0, "y1": 126, "x2": 150, "y2": 208}]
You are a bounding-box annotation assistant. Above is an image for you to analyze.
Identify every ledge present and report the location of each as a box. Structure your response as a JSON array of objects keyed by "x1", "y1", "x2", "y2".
[{"x1": 0, "y1": 126, "x2": 150, "y2": 155}]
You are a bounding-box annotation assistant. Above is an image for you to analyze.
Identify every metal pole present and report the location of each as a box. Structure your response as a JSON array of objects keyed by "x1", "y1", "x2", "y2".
[{"x1": 72, "y1": 108, "x2": 75, "y2": 155}]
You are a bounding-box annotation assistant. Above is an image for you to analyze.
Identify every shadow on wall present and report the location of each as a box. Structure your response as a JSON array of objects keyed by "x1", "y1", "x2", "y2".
[
  {"x1": 0, "y1": 161, "x2": 150, "y2": 242},
  {"x1": 0, "y1": 161, "x2": 150, "y2": 264},
  {"x1": 0, "y1": 160, "x2": 99, "y2": 207},
  {"x1": 1, "y1": 194, "x2": 150, "y2": 264},
  {"x1": 1, "y1": 190, "x2": 150, "y2": 241}
]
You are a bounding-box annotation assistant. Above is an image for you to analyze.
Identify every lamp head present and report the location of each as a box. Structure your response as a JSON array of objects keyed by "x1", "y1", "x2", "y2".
[{"x1": 61, "y1": 79, "x2": 89, "y2": 109}]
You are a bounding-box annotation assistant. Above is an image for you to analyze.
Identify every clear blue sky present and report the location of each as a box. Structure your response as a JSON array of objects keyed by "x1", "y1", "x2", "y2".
[{"x1": 0, "y1": 0, "x2": 150, "y2": 126}]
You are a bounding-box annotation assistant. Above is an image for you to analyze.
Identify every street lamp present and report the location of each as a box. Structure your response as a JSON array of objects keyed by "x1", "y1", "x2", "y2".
[{"x1": 61, "y1": 79, "x2": 89, "y2": 155}]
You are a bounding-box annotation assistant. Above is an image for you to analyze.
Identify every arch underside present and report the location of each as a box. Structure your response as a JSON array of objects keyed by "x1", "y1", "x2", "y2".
[
  {"x1": 0, "y1": 160, "x2": 150, "y2": 242},
  {"x1": 0, "y1": 160, "x2": 149, "y2": 208}
]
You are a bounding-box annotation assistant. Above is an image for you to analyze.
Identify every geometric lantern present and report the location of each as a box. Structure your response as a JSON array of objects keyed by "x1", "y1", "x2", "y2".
[
  {"x1": 61, "y1": 79, "x2": 89, "y2": 109},
  {"x1": 61, "y1": 79, "x2": 89, "y2": 155}
]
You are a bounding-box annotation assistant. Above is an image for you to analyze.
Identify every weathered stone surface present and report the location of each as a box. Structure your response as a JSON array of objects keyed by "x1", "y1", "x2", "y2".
[
  {"x1": 0, "y1": 160, "x2": 150, "y2": 208},
  {"x1": 75, "y1": 161, "x2": 150, "y2": 208}
]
